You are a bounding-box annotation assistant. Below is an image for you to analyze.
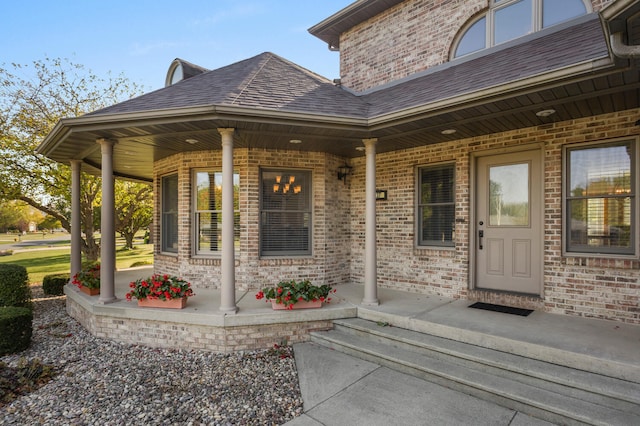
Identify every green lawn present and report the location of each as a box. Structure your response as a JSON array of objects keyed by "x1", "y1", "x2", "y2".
[{"x1": 0, "y1": 243, "x2": 154, "y2": 284}]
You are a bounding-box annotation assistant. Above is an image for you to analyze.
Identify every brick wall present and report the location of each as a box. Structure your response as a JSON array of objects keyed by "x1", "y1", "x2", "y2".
[
  {"x1": 339, "y1": 0, "x2": 615, "y2": 92},
  {"x1": 348, "y1": 108, "x2": 640, "y2": 323},
  {"x1": 66, "y1": 296, "x2": 332, "y2": 352},
  {"x1": 153, "y1": 148, "x2": 351, "y2": 292}
]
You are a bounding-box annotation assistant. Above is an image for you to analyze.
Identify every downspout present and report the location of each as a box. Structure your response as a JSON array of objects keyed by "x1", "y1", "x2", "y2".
[{"x1": 610, "y1": 32, "x2": 640, "y2": 58}]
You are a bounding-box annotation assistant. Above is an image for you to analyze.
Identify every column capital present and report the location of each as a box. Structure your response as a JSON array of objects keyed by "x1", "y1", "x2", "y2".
[
  {"x1": 217, "y1": 128, "x2": 235, "y2": 137},
  {"x1": 97, "y1": 138, "x2": 117, "y2": 155},
  {"x1": 96, "y1": 138, "x2": 117, "y2": 146},
  {"x1": 362, "y1": 138, "x2": 378, "y2": 148}
]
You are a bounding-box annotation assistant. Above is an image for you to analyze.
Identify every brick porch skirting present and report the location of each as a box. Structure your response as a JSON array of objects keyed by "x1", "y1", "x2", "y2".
[{"x1": 64, "y1": 285, "x2": 356, "y2": 353}]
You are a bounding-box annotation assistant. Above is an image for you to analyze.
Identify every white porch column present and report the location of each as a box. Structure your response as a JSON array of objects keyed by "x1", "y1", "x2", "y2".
[
  {"x1": 218, "y1": 128, "x2": 238, "y2": 314},
  {"x1": 70, "y1": 160, "x2": 82, "y2": 281},
  {"x1": 362, "y1": 138, "x2": 379, "y2": 306},
  {"x1": 97, "y1": 139, "x2": 117, "y2": 304}
]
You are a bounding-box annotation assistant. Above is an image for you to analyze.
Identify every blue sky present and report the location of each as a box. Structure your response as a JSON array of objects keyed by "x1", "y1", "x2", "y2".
[{"x1": 1, "y1": 1, "x2": 351, "y2": 91}]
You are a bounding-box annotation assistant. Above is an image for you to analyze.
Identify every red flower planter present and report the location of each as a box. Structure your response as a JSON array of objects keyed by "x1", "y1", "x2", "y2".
[
  {"x1": 137, "y1": 297, "x2": 187, "y2": 309},
  {"x1": 271, "y1": 300, "x2": 322, "y2": 310},
  {"x1": 79, "y1": 285, "x2": 99, "y2": 296}
]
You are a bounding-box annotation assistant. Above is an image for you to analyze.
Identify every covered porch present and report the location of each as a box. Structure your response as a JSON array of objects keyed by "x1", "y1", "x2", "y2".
[{"x1": 63, "y1": 266, "x2": 640, "y2": 385}]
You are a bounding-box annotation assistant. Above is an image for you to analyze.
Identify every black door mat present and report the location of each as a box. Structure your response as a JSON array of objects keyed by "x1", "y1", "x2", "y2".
[{"x1": 468, "y1": 302, "x2": 533, "y2": 317}]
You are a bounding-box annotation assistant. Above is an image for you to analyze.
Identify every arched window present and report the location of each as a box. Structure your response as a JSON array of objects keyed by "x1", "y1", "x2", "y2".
[{"x1": 453, "y1": 0, "x2": 590, "y2": 58}]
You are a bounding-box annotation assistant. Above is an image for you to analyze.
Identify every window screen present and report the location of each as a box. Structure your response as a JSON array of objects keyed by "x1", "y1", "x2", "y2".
[
  {"x1": 418, "y1": 164, "x2": 455, "y2": 246},
  {"x1": 161, "y1": 174, "x2": 178, "y2": 253},
  {"x1": 566, "y1": 141, "x2": 635, "y2": 254},
  {"x1": 260, "y1": 169, "x2": 311, "y2": 256},
  {"x1": 194, "y1": 171, "x2": 240, "y2": 255}
]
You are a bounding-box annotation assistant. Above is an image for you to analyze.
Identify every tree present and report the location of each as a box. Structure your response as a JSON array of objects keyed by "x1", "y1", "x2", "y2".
[
  {"x1": 115, "y1": 181, "x2": 153, "y2": 249},
  {"x1": 0, "y1": 57, "x2": 144, "y2": 260},
  {"x1": 38, "y1": 215, "x2": 62, "y2": 232},
  {"x1": 0, "y1": 201, "x2": 44, "y2": 233},
  {"x1": 0, "y1": 201, "x2": 28, "y2": 233}
]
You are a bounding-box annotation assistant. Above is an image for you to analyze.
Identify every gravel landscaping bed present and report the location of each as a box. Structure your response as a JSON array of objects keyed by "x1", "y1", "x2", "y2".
[{"x1": 0, "y1": 287, "x2": 303, "y2": 425}]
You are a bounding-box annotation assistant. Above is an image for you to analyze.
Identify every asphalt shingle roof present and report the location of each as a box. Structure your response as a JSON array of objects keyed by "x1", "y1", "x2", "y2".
[
  {"x1": 89, "y1": 53, "x2": 370, "y2": 118},
  {"x1": 89, "y1": 14, "x2": 608, "y2": 122}
]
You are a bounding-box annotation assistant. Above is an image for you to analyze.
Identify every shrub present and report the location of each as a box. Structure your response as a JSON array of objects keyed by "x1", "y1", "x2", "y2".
[
  {"x1": 0, "y1": 307, "x2": 32, "y2": 355},
  {"x1": 42, "y1": 274, "x2": 70, "y2": 296},
  {"x1": 0, "y1": 358, "x2": 55, "y2": 404},
  {"x1": 0, "y1": 264, "x2": 31, "y2": 309}
]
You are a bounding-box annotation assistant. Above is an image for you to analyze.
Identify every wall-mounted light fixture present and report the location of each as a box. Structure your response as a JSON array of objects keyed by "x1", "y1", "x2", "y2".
[{"x1": 337, "y1": 164, "x2": 353, "y2": 185}]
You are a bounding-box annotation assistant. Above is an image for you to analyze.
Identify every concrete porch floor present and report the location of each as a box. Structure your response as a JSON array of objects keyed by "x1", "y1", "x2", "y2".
[{"x1": 67, "y1": 266, "x2": 640, "y2": 382}]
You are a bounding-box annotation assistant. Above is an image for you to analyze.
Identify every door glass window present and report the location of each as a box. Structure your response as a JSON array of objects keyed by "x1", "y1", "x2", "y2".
[{"x1": 489, "y1": 163, "x2": 529, "y2": 226}]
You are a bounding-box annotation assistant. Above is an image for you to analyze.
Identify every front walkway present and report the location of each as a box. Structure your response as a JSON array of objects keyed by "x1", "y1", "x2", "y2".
[{"x1": 65, "y1": 266, "x2": 640, "y2": 381}]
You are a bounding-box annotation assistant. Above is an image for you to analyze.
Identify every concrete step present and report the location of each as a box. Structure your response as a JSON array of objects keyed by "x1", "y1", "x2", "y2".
[{"x1": 310, "y1": 318, "x2": 640, "y2": 426}]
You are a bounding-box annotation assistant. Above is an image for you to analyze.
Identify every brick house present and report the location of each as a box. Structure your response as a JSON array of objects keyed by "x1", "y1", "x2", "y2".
[{"x1": 39, "y1": 0, "x2": 640, "y2": 324}]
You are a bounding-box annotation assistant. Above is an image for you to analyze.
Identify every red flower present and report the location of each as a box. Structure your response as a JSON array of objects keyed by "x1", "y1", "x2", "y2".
[{"x1": 256, "y1": 291, "x2": 265, "y2": 300}]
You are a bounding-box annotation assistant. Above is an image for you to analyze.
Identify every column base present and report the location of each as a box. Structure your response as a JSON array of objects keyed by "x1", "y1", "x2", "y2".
[
  {"x1": 361, "y1": 298, "x2": 380, "y2": 306},
  {"x1": 97, "y1": 296, "x2": 118, "y2": 304},
  {"x1": 219, "y1": 306, "x2": 238, "y2": 314}
]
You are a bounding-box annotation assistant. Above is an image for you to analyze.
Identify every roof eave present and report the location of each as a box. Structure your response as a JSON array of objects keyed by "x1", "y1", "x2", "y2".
[
  {"x1": 309, "y1": 0, "x2": 405, "y2": 50},
  {"x1": 367, "y1": 56, "x2": 616, "y2": 129},
  {"x1": 37, "y1": 104, "x2": 370, "y2": 158}
]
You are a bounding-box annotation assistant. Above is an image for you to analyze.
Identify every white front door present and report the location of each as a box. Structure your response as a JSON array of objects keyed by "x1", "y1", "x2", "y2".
[{"x1": 475, "y1": 150, "x2": 542, "y2": 295}]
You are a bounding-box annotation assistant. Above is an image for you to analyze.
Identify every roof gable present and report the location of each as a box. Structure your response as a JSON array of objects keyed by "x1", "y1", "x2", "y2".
[{"x1": 89, "y1": 52, "x2": 369, "y2": 119}]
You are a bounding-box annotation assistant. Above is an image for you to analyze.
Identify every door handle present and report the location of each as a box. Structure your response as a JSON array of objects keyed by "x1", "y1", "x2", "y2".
[{"x1": 478, "y1": 230, "x2": 484, "y2": 250}]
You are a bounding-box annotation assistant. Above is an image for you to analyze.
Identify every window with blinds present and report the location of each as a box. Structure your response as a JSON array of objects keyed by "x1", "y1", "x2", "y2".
[
  {"x1": 161, "y1": 174, "x2": 179, "y2": 253},
  {"x1": 566, "y1": 140, "x2": 635, "y2": 255},
  {"x1": 418, "y1": 164, "x2": 455, "y2": 247},
  {"x1": 260, "y1": 169, "x2": 311, "y2": 256},
  {"x1": 194, "y1": 171, "x2": 240, "y2": 255}
]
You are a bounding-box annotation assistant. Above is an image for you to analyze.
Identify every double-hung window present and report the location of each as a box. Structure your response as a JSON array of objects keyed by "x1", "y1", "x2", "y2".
[
  {"x1": 260, "y1": 169, "x2": 311, "y2": 256},
  {"x1": 194, "y1": 171, "x2": 240, "y2": 255},
  {"x1": 565, "y1": 140, "x2": 636, "y2": 255},
  {"x1": 417, "y1": 164, "x2": 455, "y2": 247},
  {"x1": 161, "y1": 174, "x2": 179, "y2": 253}
]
